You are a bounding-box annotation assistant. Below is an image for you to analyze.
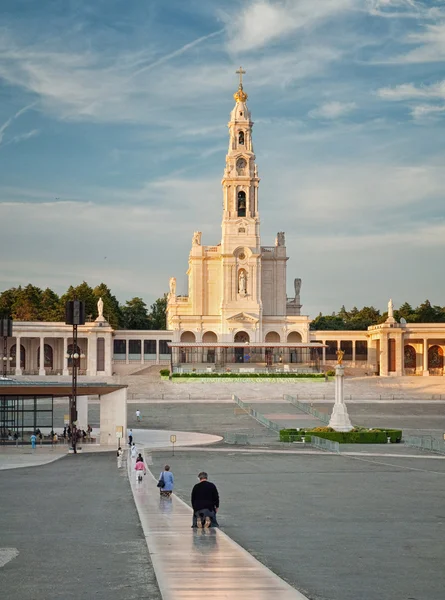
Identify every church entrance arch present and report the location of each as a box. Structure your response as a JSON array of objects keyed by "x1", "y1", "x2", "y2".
[
  {"x1": 265, "y1": 331, "x2": 280, "y2": 365},
  {"x1": 202, "y1": 331, "x2": 217, "y2": 363},
  {"x1": 428, "y1": 345, "x2": 444, "y2": 375},
  {"x1": 180, "y1": 331, "x2": 196, "y2": 363},
  {"x1": 287, "y1": 331, "x2": 302, "y2": 363},
  {"x1": 404, "y1": 345, "x2": 416, "y2": 374},
  {"x1": 234, "y1": 331, "x2": 249, "y2": 363},
  {"x1": 180, "y1": 331, "x2": 196, "y2": 343}
]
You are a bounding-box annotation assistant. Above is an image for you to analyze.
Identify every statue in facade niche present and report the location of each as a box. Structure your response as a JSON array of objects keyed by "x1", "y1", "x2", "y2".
[
  {"x1": 238, "y1": 270, "x2": 247, "y2": 295},
  {"x1": 192, "y1": 231, "x2": 202, "y2": 246},
  {"x1": 169, "y1": 277, "x2": 176, "y2": 297},
  {"x1": 294, "y1": 278, "x2": 301, "y2": 299},
  {"x1": 276, "y1": 232, "x2": 285, "y2": 246},
  {"x1": 97, "y1": 297, "x2": 104, "y2": 318}
]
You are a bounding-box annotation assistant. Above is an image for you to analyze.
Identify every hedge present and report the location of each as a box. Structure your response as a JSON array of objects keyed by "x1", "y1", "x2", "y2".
[
  {"x1": 280, "y1": 428, "x2": 403, "y2": 444},
  {"x1": 171, "y1": 372, "x2": 325, "y2": 379}
]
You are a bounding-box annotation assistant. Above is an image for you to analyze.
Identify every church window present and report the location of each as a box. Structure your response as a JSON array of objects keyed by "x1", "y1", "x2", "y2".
[
  {"x1": 238, "y1": 131, "x2": 245, "y2": 145},
  {"x1": 237, "y1": 191, "x2": 246, "y2": 217},
  {"x1": 238, "y1": 228, "x2": 246, "y2": 234}
]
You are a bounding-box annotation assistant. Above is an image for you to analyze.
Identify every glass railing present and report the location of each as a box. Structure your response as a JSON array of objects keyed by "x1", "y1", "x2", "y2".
[
  {"x1": 311, "y1": 435, "x2": 340, "y2": 453},
  {"x1": 284, "y1": 394, "x2": 330, "y2": 424}
]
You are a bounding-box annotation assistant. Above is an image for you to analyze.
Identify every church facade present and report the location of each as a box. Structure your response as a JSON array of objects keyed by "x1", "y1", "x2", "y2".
[{"x1": 166, "y1": 71, "x2": 309, "y2": 348}]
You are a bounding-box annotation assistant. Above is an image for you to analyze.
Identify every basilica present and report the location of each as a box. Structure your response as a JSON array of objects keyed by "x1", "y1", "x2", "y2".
[{"x1": 166, "y1": 69, "x2": 314, "y2": 366}]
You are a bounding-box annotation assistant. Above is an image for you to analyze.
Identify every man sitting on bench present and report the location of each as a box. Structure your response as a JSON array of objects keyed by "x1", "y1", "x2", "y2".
[{"x1": 191, "y1": 471, "x2": 220, "y2": 528}]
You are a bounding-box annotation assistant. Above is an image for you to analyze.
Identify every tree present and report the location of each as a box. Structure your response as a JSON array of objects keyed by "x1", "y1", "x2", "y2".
[
  {"x1": 310, "y1": 314, "x2": 346, "y2": 330},
  {"x1": 93, "y1": 283, "x2": 123, "y2": 329},
  {"x1": 413, "y1": 300, "x2": 440, "y2": 323},
  {"x1": 0, "y1": 287, "x2": 20, "y2": 316},
  {"x1": 121, "y1": 297, "x2": 150, "y2": 329},
  {"x1": 60, "y1": 282, "x2": 97, "y2": 321},
  {"x1": 147, "y1": 294, "x2": 167, "y2": 330},
  {"x1": 40, "y1": 288, "x2": 63, "y2": 321},
  {"x1": 12, "y1": 284, "x2": 42, "y2": 321}
]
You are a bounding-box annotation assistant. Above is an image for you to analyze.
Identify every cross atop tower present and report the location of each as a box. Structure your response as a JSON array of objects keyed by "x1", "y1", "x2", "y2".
[{"x1": 236, "y1": 66, "x2": 246, "y2": 87}]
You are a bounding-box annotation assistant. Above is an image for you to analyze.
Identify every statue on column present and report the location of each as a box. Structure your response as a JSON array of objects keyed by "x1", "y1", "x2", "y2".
[
  {"x1": 388, "y1": 298, "x2": 394, "y2": 318},
  {"x1": 276, "y1": 232, "x2": 285, "y2": 246},
  {"x1": 95, "y1": 297, "x2": 106, "y2": 323},
  {"x1": 192, "y1": 231, "x2": 202, "y2": 246},
  {"x1": 294, "y1": 278, "x2": 301, "y2": 300},
  {"x1": 169, "y1": 277, "x2": 176, "y2": 297}
]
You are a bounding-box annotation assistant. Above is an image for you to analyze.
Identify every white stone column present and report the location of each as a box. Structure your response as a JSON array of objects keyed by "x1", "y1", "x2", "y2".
[
  {"x1": 104, "y1": 334, "x2": 113, "y2": 376},
  {"x1": 15, "y1": 336, "x2": 22, "y2": 376},
  {"x1": 380, "y1": 335, "x2": 389, "y2": 377},
  {"x1": 352, "y1": 340, "x2": 356, "y2": 365},
  {"x1": 156, "y1": 339, "x2": 160, "y2": 364},
  {"x1": 125, "y1": 339, "x2": 129, "y2": 365},
  {"x1": 63, "y1": 337, "x2": 69, "y2": 376},
  {"x1": 141, "y1": 338, "x2": 145, "y2": 365},
  {"x1": 39, "y1": 337, "x2": 45, "y2": 376},
  {"x1": 322, "y1": 342, "x2": 326, "y2": 366},
  {"x1": 77, "y1": 395, "x2": 88, "y2": 430},
  {"x1": 328, "y1": 365, "x2": 353, "y2": 431},
  {"x1": 87, "y1": 336, "x2": 97, "y2": 377},
  {"x1": 423, "y1": 339, "x2": 429, "y2": 376}
]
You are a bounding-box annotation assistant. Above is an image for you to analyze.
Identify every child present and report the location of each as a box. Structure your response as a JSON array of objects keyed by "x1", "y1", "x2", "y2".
[{"x1": 135, "y1": 457, "x2": 146, "y2": 483}]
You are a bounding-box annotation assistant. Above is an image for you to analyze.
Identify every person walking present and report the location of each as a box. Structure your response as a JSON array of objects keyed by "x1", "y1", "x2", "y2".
[
  {"x1": 128, "y1": 429, "x2": 133, "y2": 446},
  {"x1": 30, "y1": 433, "x2": 37, "y2": 450},
  {"x1": 158, "y1": 465, "x2": 174, "y2": 498},
  {"x1": 136, "y1": 409, "x2": 141, "y2": 422},
  {"x1": 135, "y1": 456, "x2": 146, "y2": 483},
  {"x1": 130, "y1": 443, "x2": 137, "y2": 460},
  {"x1": 117, "y1": 446, "x2": 123, "y2": 468},
  {"x1": 191, "y1": 471, "x2": 220, "y2": 528}
]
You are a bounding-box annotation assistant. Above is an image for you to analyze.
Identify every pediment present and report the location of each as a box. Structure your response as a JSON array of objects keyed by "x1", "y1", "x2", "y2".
[{"x1": 227, "y1": 312, "x2": 259, "y2": 324}]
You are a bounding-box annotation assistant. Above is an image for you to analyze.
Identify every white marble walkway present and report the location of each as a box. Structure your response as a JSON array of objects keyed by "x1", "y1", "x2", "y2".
[{"x1": 129, "y1": 456, "x2": 308, "y2": 600}]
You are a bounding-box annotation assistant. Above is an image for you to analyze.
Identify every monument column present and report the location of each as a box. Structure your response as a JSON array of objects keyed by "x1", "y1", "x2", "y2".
[
  {"x1": 352, "y1": 340, "x2": 356, "y2": 365},
  {"x1": 423, "y1": 339, "x2": 429, "y2": 376},
  {"x1": 156, "y1": 340, "x2": 160, "y2": 365},
  {"x1": 39, "y1": 337, "x2": 45, "y2": 376},
  {"x1": 87, "y1": 335, "x2": 97, "y2": 377},
  {"x1": 322, "y1": 342, "x2": 326, "y2": 366}
]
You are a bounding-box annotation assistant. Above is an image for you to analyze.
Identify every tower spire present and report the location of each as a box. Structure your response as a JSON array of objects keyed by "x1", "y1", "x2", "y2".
[{"x1": 234, "y1": 66, "x2": 248, "y2": 103}]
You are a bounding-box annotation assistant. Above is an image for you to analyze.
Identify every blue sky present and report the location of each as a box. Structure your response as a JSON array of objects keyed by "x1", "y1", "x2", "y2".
[{"x1": 1, "y1": 0, "x2": 444, "y2": 316}]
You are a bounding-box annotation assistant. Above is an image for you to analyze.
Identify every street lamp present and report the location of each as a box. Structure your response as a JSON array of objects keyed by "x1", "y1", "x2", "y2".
[{"x1": 65, "y1": 300, "x2": 86, "y2": 454}]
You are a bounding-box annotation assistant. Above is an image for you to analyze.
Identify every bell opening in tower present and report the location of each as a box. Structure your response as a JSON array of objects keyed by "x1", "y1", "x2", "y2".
[
  {"x1": 238, "y1": 131, "x2": 245, "y2": 145},
  {"x1": 237, "y1": 191, "x2": 246, "y2": 217}
]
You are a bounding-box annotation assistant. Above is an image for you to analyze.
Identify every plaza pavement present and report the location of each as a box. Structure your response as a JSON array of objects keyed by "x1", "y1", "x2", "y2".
[
  {"x1": 150, "y1": 448, "x2": 445, "y2": 600},
  {"x1": 0, "y1": 453, "x2": 162, "y2": 600}
]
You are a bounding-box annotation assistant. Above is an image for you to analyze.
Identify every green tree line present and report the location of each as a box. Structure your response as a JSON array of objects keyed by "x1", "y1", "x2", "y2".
[
  {"x1": 0, "y1": 282, "x2": 167, "y2": 330},
  {"x1": 310, "y1": 301, "x2": 445, "y2": 331}
]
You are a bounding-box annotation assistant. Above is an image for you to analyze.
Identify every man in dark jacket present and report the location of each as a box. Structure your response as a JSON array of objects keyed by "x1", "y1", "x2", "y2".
[{"x1": 191, "y1": 471, "x2": 220, "y2": 528}]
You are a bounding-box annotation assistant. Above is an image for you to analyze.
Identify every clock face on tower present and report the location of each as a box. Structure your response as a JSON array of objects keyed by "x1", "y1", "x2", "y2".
[{"x1": 236, "y1": 158, "x2": 247, "y2": 175}]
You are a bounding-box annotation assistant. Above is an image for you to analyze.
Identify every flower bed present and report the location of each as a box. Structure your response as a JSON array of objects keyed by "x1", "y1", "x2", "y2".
[{"x1": 280, "y1": 427, "x2": 403, "y2": 444}]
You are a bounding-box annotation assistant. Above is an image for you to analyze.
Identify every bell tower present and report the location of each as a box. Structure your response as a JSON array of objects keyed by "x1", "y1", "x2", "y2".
[{"x1": 220, "y1": 68, "x2": 262, "y2": 332}]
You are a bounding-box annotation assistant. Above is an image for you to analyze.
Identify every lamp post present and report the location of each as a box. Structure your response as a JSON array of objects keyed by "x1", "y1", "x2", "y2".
[
  {"x1": 65, "y1": 300, "x2": 85, "y2": 454},
  {"x1": 0, "y1": 317, "x2": 13, "y2": 378}
]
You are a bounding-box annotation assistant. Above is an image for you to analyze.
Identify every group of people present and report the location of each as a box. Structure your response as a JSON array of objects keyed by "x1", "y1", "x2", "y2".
[
  {"x1": 62, "y1": 425, "x2": 93, "y2": 442},
  {"x1": 131, "y1": 454, "x2": 220, "y2": 528}
]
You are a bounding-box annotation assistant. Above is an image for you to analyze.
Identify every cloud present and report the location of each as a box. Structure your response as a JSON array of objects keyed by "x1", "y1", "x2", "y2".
[
  {"x1": 0, "y1": 128, "x2": 40, "y2": 147},
  {"x1": 389, "y1": 23, "x2": 445, "y2": 63},
  {"x1": 309, "y1": 101, "x2": 356, "y2": 119},
  {"x1": 377, "y1": 81, "x2": 445, "y2": 100},
  {"x1": 0, "y1": 102, "x2": 36, "y2": 143},
  {"x1": 410, "y1": 104, "x2": 445, "y2": 119},
  {"x1": 223, "y1": 0, "x2": 356, "y2": 53}
]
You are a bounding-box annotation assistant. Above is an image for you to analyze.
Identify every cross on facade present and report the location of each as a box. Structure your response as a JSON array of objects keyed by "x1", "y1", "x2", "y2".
[{"x1": 236, "y1": 66, "x2": 246, "y2": 87}]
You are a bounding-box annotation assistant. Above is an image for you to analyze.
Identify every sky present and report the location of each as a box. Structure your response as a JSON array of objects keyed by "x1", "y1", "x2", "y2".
[{"x1": 1, "y1": 0, "x2": 444, "y2": 317}]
